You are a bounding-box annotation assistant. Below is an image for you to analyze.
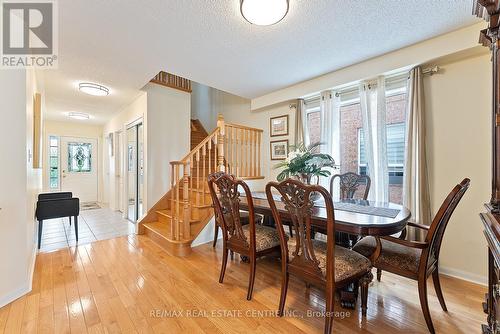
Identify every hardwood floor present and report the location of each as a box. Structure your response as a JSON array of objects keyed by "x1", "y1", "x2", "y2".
[{"x1": 0, "y1": 235, "x2": 486, "y2": 333}]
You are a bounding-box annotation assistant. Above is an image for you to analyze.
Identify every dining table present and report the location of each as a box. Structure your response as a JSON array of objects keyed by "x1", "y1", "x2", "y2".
[{"x1": 239, "y1": 191, "x2": 412, "y2": 308}]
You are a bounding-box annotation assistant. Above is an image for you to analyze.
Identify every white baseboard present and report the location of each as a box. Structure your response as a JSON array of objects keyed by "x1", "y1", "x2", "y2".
[
  {"x1": 0, "y1": 282, "x2": 30, "y2": 308},
  {"x1": 28, "y1": 243, "x2": 37, "y2": 290},
  {"x1": 440, "y1": 266, "x2": 487, "y2": 286},
  {"x1": 0, "y1": 243, "x2": 37, "y2": 308}
]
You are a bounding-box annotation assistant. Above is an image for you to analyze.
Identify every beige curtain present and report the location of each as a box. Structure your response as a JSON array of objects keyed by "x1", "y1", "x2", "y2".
[
  {"x1": 403, "y1": 67, "x2": 432, "y2": 241},
  {"x1": 294, "y1": 99, "x2": 305, "y2": 146}
]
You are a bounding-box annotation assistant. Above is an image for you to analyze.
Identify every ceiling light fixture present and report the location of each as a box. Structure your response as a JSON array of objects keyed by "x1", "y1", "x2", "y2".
[
  {"x1": 79, "y1": 82, "x2": 110, "y2": 96},
  {"x1": 68, "y1": 112, "x2": 90, "y2": 120},
  {"x1": 240, "y1": 0, "x2": 289, "y2": 26}
]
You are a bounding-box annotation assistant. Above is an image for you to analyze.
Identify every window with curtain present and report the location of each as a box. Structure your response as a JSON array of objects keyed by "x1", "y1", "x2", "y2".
[{"x1": 304, "y1": 75, "x2": 407, "y2": 203}]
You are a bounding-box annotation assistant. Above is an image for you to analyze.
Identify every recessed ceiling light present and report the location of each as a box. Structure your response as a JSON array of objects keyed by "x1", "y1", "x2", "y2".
[
  {"x1": 79, "y1": 82, "x2": 109, "y2": 96},
  {"x1": 68, "y1": 112, "x2": 90, "y2": 120},
  {"x1": 240, "y1": 0, "x2": 289, "y2": 26}
]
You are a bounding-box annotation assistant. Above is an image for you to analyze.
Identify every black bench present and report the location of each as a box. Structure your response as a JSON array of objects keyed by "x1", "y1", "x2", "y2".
[{"x1": 35, "y1": 192, "x2": 80, "y2": 249}]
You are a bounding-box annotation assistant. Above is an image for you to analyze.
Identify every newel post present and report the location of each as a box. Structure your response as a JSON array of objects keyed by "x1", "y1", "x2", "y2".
[{"x1": 217, "y1": 114, "x2": 225, "y2": 172}]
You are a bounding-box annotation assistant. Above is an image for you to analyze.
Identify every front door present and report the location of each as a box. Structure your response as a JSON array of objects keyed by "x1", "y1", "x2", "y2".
[{"x1": 60, "y1": 137, "x2": 98, "y2": 203}]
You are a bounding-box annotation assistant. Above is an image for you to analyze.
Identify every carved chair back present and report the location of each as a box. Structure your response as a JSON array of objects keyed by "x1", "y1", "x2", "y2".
[
  {"x1": 266, "y1": 179, "x2": 336, "y2": 283},
  {"x1": 422, "y1": 178, "x2": 470, "y2": 270},
  {"x1": 208, "y1": 172, "x2": 256, "y2": 252},
  {"x1": 330, "y1": 172, "x2": 371, "y2": 200}
]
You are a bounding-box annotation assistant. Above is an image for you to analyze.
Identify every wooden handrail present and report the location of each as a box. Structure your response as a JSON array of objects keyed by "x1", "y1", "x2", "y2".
[
  {"x1": 225, "y1": 123, "x2": 264, "y2": 133},
  {"x1": 183, "y1": 128, "x2": 219, "y2": 163}
]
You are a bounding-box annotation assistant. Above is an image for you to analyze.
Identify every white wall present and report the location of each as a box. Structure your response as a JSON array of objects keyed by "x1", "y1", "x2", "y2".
[
  {"x1": 0, "y1": 69, "x2": 42, "y2": 306},
  {"x1": 424, "y1": 53, "x2": 491, "y2": 283},
  {"x1": 190, "y1": 83, "x2": 291, "y2": 191},
  {"x1": 191, "y1": 82, "x2": 217, "y2": 131},
  {"x1": 42, "y1": 120, "x2": 104, "y2": 201},
  {"x1": 144, "y1": 83, "x2": 190, "y2": 210}
]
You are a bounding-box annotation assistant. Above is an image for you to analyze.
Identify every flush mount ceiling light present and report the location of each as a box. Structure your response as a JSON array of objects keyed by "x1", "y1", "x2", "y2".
[
  {"x1": 79, "y1": 82, "x2": 109, "y2": 96},
  {"x1": 68, "y1": 112, "x2": 90, "y2": 120},
  {"x1": 240, "y1": 0, "x2": 289, "y2": 26}
]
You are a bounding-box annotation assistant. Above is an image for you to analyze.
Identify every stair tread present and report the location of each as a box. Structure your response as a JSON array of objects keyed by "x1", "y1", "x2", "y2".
[
  {"x1": 156, "y1": 209, "x2": 204, "y2": 222},
  {"x1": 165, "y1": 200, "x2": 213, "y2": 208},
  {"x1": 143, "y1": 221, "x2": 182, "y2": 243}
]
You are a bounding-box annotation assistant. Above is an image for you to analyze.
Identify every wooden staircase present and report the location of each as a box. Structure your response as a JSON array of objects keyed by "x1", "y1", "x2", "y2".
[{"x1": 139, "y1": 115, "x2": 264, "y2": 256}]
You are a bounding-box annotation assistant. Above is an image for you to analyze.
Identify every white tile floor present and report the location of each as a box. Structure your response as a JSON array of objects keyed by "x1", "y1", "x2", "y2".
[{"x1": 39, "y1": 208, "x2": 136, "y2": 252}]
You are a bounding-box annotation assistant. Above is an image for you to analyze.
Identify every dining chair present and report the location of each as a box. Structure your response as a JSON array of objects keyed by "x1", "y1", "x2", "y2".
[
  {"x1": 330, "y1": 172, "x2": 371, "y2": 200},
  {"x1": 208, "y1": 172, "x2": 281, "y2": 300},
  {"x1": 352, "y1": 178, "x2": 470, "y2": 334},
  {"x1": 329, "y1": 172, "x2": 371, "y2": 248},
  {"x1": 266, "y1": 179, "x2": 372, "y2": 334}
]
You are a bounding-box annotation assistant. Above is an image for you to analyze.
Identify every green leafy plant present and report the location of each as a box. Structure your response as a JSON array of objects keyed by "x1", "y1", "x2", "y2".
[{"x1": 274, "y1": 142, "x2": 335, "y2": 182}]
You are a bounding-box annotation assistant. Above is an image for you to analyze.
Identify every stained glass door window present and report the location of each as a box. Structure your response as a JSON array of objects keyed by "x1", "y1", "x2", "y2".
[{"x1": 68, "y1": 142, "x2": 92, "y2": 172}]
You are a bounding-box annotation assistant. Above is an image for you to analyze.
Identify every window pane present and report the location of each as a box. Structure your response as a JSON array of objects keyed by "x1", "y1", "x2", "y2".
[
  {"x1": 387, "y1": 123, "x2": 405, "y2": 166},
  {"x1": 339, "y1": 102, "x2": 367, "y2": 199},
  {"x1": 68, "y1": 142, "x2": 92, "y2": 172},
  {"x1": 306, "y1": 111, "x2": 321, "y2": 145},
  {"x1": 386, "y1": 93, "x2": 406, "y2": 203},
  {"x1": 358, "y1": 128, "x2": 365, "y2": 166}
]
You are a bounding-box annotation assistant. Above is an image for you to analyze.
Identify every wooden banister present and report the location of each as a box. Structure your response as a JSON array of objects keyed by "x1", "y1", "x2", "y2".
[
  {"x1": 224, "y1": 123, "x2": 263, "y2": 179},
  {"x1": 167, "y1": 114, "x2": 264, "y2": 242},
  {"x1": 151, "y1": 71, "x2": 192, "y2": 93}
]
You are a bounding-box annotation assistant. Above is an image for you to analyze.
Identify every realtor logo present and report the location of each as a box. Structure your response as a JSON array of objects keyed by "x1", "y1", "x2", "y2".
[{"x1": 1, "y1": 0, "x2": 58, "y2": 68}]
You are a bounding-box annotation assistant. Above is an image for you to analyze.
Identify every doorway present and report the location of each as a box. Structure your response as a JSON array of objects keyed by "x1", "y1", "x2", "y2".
[
  {"x1": 60, "y1": 136, "x2": 98, "y2": 203},
  {"x1": 126, "y1": 122, "x2": 144, "y2": 222}
]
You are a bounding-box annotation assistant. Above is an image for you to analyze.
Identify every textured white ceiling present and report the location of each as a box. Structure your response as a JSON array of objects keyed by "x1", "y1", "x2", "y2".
[{"x1": 43, "y1": 0, "x2": 479, "y2": 124}]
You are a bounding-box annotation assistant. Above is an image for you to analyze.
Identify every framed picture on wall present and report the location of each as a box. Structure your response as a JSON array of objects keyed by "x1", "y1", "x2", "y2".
[
  {"x1": 270, "y1": 140, "x2": 289, "y2": 160},
  {"x1": 270, "y1": 115, "x2": 289, "y2": 137}
]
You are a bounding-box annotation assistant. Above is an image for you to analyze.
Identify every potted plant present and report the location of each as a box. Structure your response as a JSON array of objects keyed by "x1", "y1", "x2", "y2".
[{"x1": 274, "y1": 142, "x2": 335, "y2": 185}]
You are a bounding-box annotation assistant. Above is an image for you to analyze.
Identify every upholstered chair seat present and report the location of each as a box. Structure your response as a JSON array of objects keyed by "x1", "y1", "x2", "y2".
[
  {"x1": 242, "y1": 224, "x2": 281, "y2": 252},
  {"x1": 213, "y1": 208, "x2": 262, "y2": 248},
  {"x1": 288, "y1": 238, "x2": 371, "y2": 281},
  {"x1": 353, "y1": 236, "x2": 421, "y2": 274}
]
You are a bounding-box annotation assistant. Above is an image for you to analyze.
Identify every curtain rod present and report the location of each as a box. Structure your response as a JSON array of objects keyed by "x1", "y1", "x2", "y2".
[
  {"x1": 302, "y1": 66, "x2": 440, "y2": 104},
  {"x1": 422, "y1": 65, "x2": 440, "y2": 76}
]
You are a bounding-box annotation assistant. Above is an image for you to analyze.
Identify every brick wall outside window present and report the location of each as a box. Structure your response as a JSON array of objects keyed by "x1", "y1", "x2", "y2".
[{"x1": 306, "y1": 93, "x2": 406, "y2": 204}]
